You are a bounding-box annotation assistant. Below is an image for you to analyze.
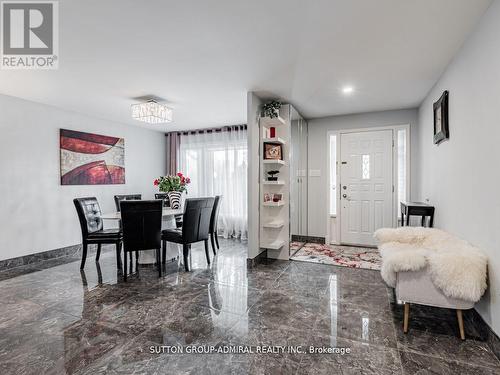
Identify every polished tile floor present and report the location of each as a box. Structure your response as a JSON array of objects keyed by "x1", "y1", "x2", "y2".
[{"x1": 0, "y1": 239, "x2": 499, "y2": 374}]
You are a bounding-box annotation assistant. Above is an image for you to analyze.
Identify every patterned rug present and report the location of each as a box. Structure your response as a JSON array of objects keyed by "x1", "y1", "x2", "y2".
[
  {"x1": 290, "y1": 241, "x2": 305, "y2": 252},
  {"x1": 290, "y1": 243, "x2": 381, "y2": 270}
]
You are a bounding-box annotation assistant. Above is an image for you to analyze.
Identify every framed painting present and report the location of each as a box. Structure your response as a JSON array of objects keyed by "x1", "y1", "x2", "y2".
[
  {"x1": 433, "y1": 90, "x2": 449, "y2": 144},
  {"x1": 263, "y1": 142, "x2": 283, "y2": 160},
  {"x1": 60, "y1": 129, "x2": 125, "y2": 185}
]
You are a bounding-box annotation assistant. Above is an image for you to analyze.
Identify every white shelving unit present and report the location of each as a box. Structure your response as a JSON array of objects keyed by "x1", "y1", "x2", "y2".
[
  {"x1": 263, "y1": 201, "x2": 285, "y2": 207},
  {"x1": 262, "y1": 180, "x2": 285, "y2": 185},
  {"x1": 262, "y1": 137, "x2": 286, "y2": 145},
  {"x1": 259, "y1": 106, "x2": 291, "y2": 259},
  {"x1": 262, "y1": 220, "x2": 285, "y2": 229},
  {"x1": 260, "y1": 239, "x2": 285, "y2": 250},
  {"x1": 263, "y1": 159, "x2": 286, "y2": 166},
  {"x1": 260, "y1": 115, "x2": 286, "y2": 128}
]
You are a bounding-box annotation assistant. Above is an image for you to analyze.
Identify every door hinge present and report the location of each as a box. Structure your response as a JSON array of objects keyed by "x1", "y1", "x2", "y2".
[
  {"x1": 392, "y1": 185, "x2": 395, "y2": 193},
  {"x1": 392, "y1": 140, "x2": 395, "y2": 147}
]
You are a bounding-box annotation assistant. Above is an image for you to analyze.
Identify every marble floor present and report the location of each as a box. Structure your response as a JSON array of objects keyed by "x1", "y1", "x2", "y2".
[{"x1": 0, "y1": 239, "x2": 499, "y2": 374}]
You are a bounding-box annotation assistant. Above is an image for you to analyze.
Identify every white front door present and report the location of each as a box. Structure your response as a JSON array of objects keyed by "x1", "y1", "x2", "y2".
[{"x1": 340, "y1": 130, "x2": 393, "y2": 246}]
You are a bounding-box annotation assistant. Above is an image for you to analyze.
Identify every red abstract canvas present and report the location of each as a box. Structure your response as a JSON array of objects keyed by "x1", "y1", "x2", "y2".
[{"x1": 60, "y1": 129, "x2": 125, "y2": 185}]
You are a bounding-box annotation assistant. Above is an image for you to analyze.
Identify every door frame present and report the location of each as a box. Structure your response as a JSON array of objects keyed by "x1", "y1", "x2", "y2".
[{"x1": 326, "y1": 124, "x2": 410, "y2": 245}]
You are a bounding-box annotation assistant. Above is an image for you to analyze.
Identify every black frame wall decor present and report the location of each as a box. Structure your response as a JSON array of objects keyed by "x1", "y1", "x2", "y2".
[
  {"x1": 433, "y1": 90, "x2": 449, "y2": 144},
  {"x1": 263, "y1": 142, "x2": 283, "y2": 160}
]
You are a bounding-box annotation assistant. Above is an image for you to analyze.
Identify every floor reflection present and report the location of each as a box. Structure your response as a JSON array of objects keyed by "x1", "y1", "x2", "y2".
[
  {"x1": 1, "y1": 238, "x2": 498, "y2": 374},
  {"x1": 328, "y1": 274, "x2": 338, "y2": 347}
]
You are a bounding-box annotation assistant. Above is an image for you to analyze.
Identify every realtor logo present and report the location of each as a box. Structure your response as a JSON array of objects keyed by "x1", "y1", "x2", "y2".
[{"x1": 1, "y1": 1, "x2": 58, "y2": 69}]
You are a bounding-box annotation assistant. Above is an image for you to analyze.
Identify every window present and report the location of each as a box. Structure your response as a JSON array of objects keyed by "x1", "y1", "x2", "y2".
[
  {"x1": 397, "y1": 129, "x2": 407, "y2": 218},
  {"x1": 362, "y1": 154, "x2": 370, "y2": 179},
  {"x1": 329, "y1": 134, "x2": 337, "y2": 215},
  {"x1": 179, "y1": 130, "x2": 248, "y2": 239}
]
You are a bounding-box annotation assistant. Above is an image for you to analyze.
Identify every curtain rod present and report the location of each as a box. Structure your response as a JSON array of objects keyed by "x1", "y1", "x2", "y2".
[{"x1": 165, "y1": 124, "x2": 246, "y2": 136}]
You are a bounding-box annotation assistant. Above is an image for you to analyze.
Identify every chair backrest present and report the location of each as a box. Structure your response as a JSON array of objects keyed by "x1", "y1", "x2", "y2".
[
  {"x1": 182, "y1": 198, "x2": 215, "y2": 243},
  {"x1": 73, "y1": 197, "x2": 103, "y2": 237},
  {"x1": 154, "y1": 193, "x2": 170, "y2": 207},
  {"x1": 209, "y1": 195, "x2": 222, "y2": 232},
  {"x1": 120, "y1": 200, "x2": 162, "y2": 252},
  {"x1": 114, "y1": 194, "x2": 142, "y2": 212}
]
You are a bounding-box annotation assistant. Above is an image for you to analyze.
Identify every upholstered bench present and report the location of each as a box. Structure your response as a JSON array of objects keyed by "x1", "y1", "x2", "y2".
[
  {"x1": 374, "y1": 227, "x2": 488, "y2": 340},
  {"x1": 397, "y1": 267, "x2": 474, "y2": 339}
]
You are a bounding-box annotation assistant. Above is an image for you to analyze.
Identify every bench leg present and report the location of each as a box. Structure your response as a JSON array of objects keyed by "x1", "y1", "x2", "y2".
[
  {"x1": 457, "y1": 309, "x2": 465, "y2": 340},
  {"x1": 403, "y1": 303, "x2": 410, "y2": 333}
]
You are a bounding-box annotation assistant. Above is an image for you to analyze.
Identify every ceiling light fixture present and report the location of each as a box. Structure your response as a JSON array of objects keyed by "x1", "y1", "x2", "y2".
[
  {"x1": 342, "y1": 85, "x2": 354, "y2": 95},
  {"x1": 131, "y1": 99, "x2": 173, "y2": 124}
]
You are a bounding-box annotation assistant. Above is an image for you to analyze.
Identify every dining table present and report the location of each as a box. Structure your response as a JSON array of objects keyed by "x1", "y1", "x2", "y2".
[{"x1": 102, "y1": 207, "x2": 184, "y2": 264}]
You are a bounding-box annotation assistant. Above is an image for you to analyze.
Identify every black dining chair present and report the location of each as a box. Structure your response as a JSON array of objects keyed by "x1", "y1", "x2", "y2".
[
  {"x1": 209, "y1": 195, "x2": 222, "y2": 255},
  {"x1": 114, "y1": 194, "x2": 142, "y2": 265},
  {"x1": 161, "y1": 197, "x2": 214, "y2": 272},
  {"x1": 120, "y1": 200, "x2": 163, "y2": 281},
  {"x1": 73, "y1": 197, "x2": 122, "y2": 270},
  {"x1": 114, "y1": 194, "x2": 142, "y2": 212},
  {"x1": 154, "y1": 193, "x2": 170, "y2": 207}
]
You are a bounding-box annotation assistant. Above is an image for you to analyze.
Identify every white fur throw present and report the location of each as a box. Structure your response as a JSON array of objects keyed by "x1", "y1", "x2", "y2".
[{"x1": 374, "y1": 227, "x2": 488, "y2": 303}]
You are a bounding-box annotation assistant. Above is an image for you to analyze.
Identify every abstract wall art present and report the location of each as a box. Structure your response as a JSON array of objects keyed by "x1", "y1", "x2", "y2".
[{"x1": 60, "y1": 129, "x2": 125, "y2": 185}]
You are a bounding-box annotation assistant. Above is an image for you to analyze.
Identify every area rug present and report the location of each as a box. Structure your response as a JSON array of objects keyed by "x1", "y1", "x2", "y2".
[
  {"x1": 290, "y1": 243, "x2": 381, "y2": 270},
  {"x1": 290, "y1": 241, "x2": 305, "y2": 252}
]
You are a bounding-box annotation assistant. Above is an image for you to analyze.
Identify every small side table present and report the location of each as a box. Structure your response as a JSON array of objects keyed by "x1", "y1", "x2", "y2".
[{"x1": 400, "y1": 201, "x2": 435, "y2": 227}]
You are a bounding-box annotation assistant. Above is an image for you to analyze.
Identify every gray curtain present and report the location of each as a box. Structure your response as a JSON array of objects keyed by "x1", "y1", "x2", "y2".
[{"x1": 165, "y1": 132, "x2": 180, "y2": 175}]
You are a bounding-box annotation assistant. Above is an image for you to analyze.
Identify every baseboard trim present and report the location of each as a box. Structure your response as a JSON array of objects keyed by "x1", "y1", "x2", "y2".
[
  {"x1": 247, "y1": 250, "x2": 268, "y2": 268},
  {"x1": 466, "y1": 308, "x2": 500, "y2": 360},
  {"x1": 0, "y1": 244, "x2": 84, "y2": 271},
  {"x1": 291, "y1": 235, "x2": 325, "y2": 244}
]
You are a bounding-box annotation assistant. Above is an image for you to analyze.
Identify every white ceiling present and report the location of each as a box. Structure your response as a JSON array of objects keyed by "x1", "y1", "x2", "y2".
[{"x1": 0, "y1": 0, "x2": 492, "y2": 131}]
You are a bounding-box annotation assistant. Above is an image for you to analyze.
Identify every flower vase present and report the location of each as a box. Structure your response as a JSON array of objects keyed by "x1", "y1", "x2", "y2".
[{"x1": 168, "y1": 191, "x2": 182, "y2": 209}]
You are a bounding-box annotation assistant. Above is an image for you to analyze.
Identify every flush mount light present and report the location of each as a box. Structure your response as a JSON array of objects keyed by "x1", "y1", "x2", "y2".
[
  {"x1": 131, "y1": 99, "x2": 173, "y2": 124},
  {"x1": 342, "y1": 86, "x2": 354, "y2": 95}
]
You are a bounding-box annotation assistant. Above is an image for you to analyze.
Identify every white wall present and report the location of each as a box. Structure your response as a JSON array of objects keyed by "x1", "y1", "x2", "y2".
[
  {"x1": 307, "y1": 109, "x2": 419, "y2": 238},
  {"x1": 417, "y1": 1, "x2": 500, "y2": 335},
  {"x1": 0, "y1": 94, "x2": 166, "y2": 261},
  {"x1": 246, "y1": 92, "x2": 262, "y2": 259}
]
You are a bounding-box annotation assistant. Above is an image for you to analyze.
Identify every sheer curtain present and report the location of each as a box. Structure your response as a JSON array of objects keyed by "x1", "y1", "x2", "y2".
[{"x1": 179, "y1": 127, "x2": 247, "y2": 239}]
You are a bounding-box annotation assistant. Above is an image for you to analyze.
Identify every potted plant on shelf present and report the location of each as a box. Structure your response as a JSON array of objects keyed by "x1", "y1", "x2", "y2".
[
  {"x1": 267, "y1": 170, "x2": 279, "y2": 181},
  {"x1": 154, "y1": 172, "x2": 191, "y2": 209},
  {"x1": 262, "y1": 100, "x2": 282, "y2": 119}
]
